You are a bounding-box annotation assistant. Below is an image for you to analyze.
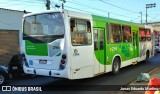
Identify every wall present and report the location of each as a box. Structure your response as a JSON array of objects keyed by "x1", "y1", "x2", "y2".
[
  {"x1": 0, "y1": 8, "x2": 25, "y2": 66},
  {"x1": 0, "y1": 8, "x2": 25, "y2": 52}
]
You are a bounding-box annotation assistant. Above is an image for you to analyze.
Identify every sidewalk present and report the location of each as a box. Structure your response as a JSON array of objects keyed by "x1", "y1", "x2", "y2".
[{"x1": 116, "y1": 67, "x2": 160, "y2": 94}]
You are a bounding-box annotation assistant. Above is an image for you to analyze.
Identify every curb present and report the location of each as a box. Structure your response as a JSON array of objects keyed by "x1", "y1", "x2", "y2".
[
  {"x1": 148, "y1": 68, "x2": 159, "y2": 74},
  {"x1": 127, "y1": 68, "x2": 159, "y2": 86}
]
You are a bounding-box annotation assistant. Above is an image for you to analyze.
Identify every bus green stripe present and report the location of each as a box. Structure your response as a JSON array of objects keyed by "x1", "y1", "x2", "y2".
[{"x1": 25, "y1": 40, "x2": 48, "y2": 56}]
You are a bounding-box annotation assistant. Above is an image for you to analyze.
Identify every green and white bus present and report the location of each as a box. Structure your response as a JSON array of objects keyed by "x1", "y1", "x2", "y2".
[{"x1": 22, "y1": 9, "x2": 154, "y2": 79}]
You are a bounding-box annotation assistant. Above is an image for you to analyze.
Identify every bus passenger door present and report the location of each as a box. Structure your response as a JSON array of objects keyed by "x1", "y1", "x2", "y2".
[
  {"x1": 132, "y1": 32, "x2": 138, "y2": 59},
  {"x1": 94, "y1": 28, "x2": 105, "y2": 75}
]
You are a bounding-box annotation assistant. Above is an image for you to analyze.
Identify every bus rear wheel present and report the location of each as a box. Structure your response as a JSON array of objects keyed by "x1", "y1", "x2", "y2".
[
  {"x1": 145, "y1": 51, "x2": 149, "y2": 63},
  {"x1": 112, "y1": 57, "x2": 120, "y2": 75}
]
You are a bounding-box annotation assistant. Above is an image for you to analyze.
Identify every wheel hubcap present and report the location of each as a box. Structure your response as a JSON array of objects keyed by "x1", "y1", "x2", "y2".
[
  {"x1": 0, "y1": 75, "x2": 4, "y2": 85},
  {"x1": 114, "y1": 62, "x2": 119, "y2": 72}
]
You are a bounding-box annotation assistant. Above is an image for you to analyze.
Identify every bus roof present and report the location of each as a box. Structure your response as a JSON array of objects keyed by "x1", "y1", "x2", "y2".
[
  {"x1": 92, "y1": 14, "x2": 144, "y2": 27},
  {"x1": 23, "y1": 9, "x2": 145, "y2": 27},
  {"x1": 23, "y1": 10, "x2": 62, "y2": 18}
]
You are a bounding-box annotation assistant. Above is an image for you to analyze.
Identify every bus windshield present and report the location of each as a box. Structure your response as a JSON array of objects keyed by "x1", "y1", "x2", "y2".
[{"x1": 23, "y1": 12, "x2": 65, "y2": 43}]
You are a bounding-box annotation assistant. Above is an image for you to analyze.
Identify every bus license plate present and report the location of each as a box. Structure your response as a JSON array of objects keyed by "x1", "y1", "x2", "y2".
[{"x1": 39, "y1": 60, "x2": 47, "y2": 64}]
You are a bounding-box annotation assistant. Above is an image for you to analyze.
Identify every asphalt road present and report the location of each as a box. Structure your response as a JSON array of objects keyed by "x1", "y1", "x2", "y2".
[{"x1": 1, "y1": 54, "x2": 160, "y2": 94}]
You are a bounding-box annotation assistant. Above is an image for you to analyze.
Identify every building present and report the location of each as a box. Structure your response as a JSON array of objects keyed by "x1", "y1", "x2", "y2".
[
  {"x1": 145, "y1": 22, "x2": 160, "y2": 47},
  {"x1": 0, "y1": 8, "x2": 25, "y2": 66},
  {"x1": 153, "y1": 24, "x2": 160, "y2": 45}
]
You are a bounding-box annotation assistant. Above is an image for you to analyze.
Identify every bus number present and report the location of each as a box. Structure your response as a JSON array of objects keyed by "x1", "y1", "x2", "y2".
[{"x1": 110, "y1": 47, "x2": 118, "y2": 51}]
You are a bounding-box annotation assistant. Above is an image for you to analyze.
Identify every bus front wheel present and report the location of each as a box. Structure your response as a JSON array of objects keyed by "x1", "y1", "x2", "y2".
[{"x1": 112, "y1": 57, "x2": 120, "y2": 75}]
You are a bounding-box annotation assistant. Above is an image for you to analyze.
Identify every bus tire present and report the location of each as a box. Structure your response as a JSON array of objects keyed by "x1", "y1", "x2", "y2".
[
  {"x1": 0, "y1": 73, "x2": 5, "y2": 85},
  {"x1": 112, "y1": 57, "x2": 120, "y2": 75},
  {"x1": 145, "y1": 51, "x2": 149, "y2": 63}
]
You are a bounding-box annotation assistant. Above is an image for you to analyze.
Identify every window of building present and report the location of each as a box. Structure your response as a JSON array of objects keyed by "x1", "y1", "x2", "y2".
[
  {"x1": 122, "y1": 25, "x2": 132, "y2": 42},
  {"x1": 139, "y1": 28, "x2": 146, "y2": 42},
  {"x1": 110, "y1": 23, "x2": 122, "y2": 43},
  {"x1": 70, "y1": 18, "x2": 91, "y2": 46}
]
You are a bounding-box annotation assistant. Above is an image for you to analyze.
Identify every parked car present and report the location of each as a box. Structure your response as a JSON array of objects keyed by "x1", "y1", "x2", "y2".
[
  {"x1": 8, "y1": 54, "x2": 24, "y2": 78},
  {"x1": 8, "y1": 54, "x2": 36, "y2": 78},
  {"x1": 0, "y1": 66, "x2": 8, "y2": 85}
]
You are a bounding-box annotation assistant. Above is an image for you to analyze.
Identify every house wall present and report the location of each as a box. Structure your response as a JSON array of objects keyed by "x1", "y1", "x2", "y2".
[{"x1": 0, "y1": 8, "x2": 25, "y2": 66}]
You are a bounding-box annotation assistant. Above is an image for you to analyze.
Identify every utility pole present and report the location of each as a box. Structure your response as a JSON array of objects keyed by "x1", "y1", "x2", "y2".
[
  {"x1": 145, "y1": 3, "x2": 156, "y2": 24},
  {"x1": 140, "y1": 11, "x2": 142, "y2": 24},
  {"x1": 60, "y1": 0, "x2": 66, "y2": 9},
  {"x1": 46, "y1": 0, "x2": 50, "y2": 10},
  {"x1": 108, "y1": 12, "x2": 110, "y2": 18}
]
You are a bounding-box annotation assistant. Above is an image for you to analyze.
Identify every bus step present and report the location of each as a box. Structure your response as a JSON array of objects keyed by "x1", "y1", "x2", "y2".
[{"x1": 132, "y1": 62, "x2": 138, "y2": 65}]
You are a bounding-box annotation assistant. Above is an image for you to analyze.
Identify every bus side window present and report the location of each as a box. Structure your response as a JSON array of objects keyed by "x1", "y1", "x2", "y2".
[
  {"x1": 100, "y1": 30, "x2": 104, "y2": 50},
  {"x1": 70, "y1": 19, "x2": 77, "y2": 43},
  {"x1": 94, "y1": 29, "x2": 98, "y2": 50},
  {"x1": 122, "y1": 25, "x2": 132, "y2": 42},
  {"x1": 145, "y1": 28, "x2": 151, "y2": 41},
  {"x1": 139, "y1": 28, "x2": 146, "y2": 42},
  {"x1": 110, "y1": 29, "x2": 114, "y2": 43},
  {"x1": 70, "y1": 18, "x2": 92, "y2": 46},
  {"x1": 86, "y1": 22, "x2": 92, "y2": 44},
  {"x1": 110, "y1": 23, "x2": 122, "y2": 43}
]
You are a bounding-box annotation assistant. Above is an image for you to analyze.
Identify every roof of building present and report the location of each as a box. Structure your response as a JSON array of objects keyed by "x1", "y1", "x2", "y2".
[{"x1": 0, "y1": 7, "x2": 30, "y2": 13}]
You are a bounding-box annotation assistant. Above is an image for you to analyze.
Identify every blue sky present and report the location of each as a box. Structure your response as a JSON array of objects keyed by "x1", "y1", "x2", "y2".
[{"x1": 0, "y1": 0, "x2": 159, "y2": 23}]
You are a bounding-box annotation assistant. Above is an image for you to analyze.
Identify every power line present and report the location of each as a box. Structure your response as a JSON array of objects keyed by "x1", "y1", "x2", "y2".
[
  {"x1": 149, "y1": 14, "x2": 160, "y2": 22},
  {"x1": 65, "y1": 5, "x2": 139, "y2": 22},
  {"x1": 0, "y1": 0, "x2": 47, "y2": 12},
  {"x1": 0, "y1": 0, "x2": 44, "y2": 8},
  {"x1": 101, "y1": 0, "x2": 158, "y2": 22},
  {"x1": 99, "y1": 0, "x2": 139, "y2": 14},
  {"x1": 67, "y1": 1, "x2": 110, "y2": 13},
  {"x1": 67, "y1": 1, "x2": 137, "y2": 20},
  {"x1": 68, "y1": 0, "x2": 159, "y2": 23},
  {"x1": 146, "y1": 14, "x2": 160, "y2": 22},
  {"x1": 62, "y1": 6, "x2": 94, "y2": 14},
  {"x1": 9, "y1": 0, "x2": 44, "y2": 3},
  {"x1": 6, "y1": 0, "x2": 45, "y2": 4}
]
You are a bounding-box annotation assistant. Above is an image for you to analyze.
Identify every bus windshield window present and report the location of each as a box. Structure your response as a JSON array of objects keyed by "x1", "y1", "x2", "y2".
[{"x1": 23, "y1": 12, "x2": 65, "y2": 43}]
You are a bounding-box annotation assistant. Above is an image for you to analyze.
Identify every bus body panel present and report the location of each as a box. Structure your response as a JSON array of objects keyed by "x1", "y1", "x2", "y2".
[
  {"x1": 67, "y1": 10, "x2": 94, "y2": 79},
  {"x1": 92, "y1": 15, "x2": 153, "y2": 76},
  {"x1": 23, "y1": 10, "x2": 70, "y2": 78},
  {"x1": 24, "y1": 39, "x2": 64, "y2": 70}
]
